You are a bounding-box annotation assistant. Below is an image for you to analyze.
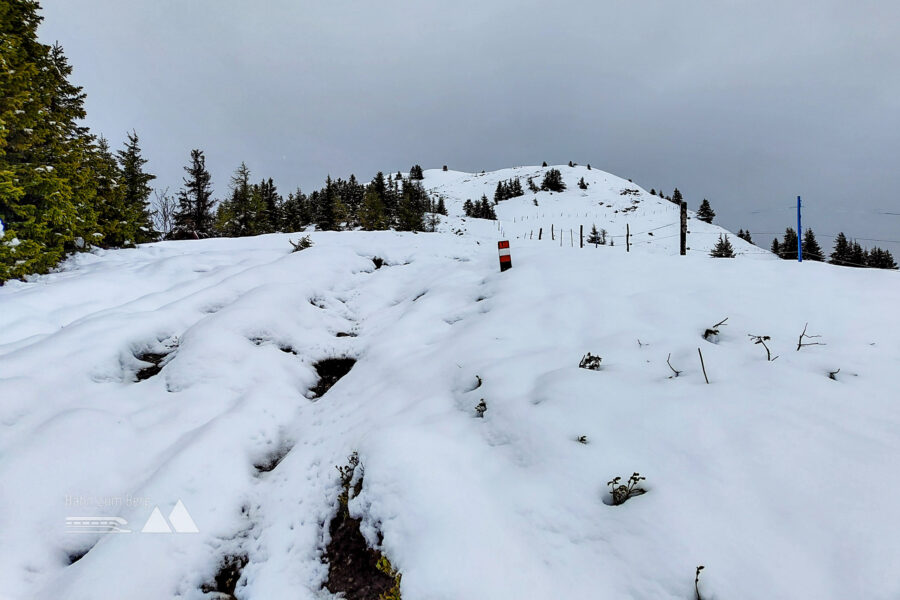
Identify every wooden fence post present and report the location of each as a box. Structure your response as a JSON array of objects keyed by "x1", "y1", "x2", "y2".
[
  {"x1": 552, "y1": 224, "x2": 554, "y2": 240},
  {"x1": 538, "y1": 228, "x2": 542, "y2": 240},
  {"x1": 580, "y1": 225, "x2": 583, "y2": 248},
  {"x1": 626, "y1": 224, "x2": 630, "y2": 252},
  {"x1": 680, "y1": 201, "x2": 687, "y2": 256}
]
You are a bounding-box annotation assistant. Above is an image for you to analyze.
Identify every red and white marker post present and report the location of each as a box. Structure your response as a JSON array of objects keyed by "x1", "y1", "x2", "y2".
[{"x1": 498, "y1": 240, "x2": 512, "y2": 272}]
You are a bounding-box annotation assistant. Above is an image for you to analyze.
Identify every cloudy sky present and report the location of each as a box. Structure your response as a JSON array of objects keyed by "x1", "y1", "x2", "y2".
[{"x1": 38, "y1": 0, "x2": 900, "y2": 254}]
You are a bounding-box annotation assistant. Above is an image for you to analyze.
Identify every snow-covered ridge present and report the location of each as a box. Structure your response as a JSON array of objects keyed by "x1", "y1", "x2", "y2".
[
  {"x1": 424, "y1": 164, "x2": 763, "y2": 257},
  {"x1": 1, "y1": 166, "x2": 899, "y2": 600}
]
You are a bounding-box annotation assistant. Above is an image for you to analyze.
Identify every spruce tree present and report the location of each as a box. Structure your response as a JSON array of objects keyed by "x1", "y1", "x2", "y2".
[
  {"x1": 849, "y1": 241, "x2": 867, "y2": 267},
  {"x1": 257, "y1": 177, "x2": 281, "y2": 232},
  {"x1": 92, "y1": 136, "x2": 128, "y2": 247},
  {"x1": 173, "y1": 149, "x2": 215, "y2": 238},
  {"x1": 541, "y1": 169, "x2": 566, "y2": 192},
  {"x1": 866, "y1": 247, "x2": 898, "y2": 269},
  {"x1": 696, "y1": 199, "x2": 715, "y2": 223},
  {"x1": 436, "y1": 197, "x2": 448, "y2": 215},
  {"x1": 358, "y1": 187, "x2": 385, "y2": 230},
  {"x1": 801, "y1": 228, "x2": 824, "y2": 261},
  {"x1": 1, "y1": 8, "x2": 104, "y2": 281},
  {"x1": 586, "y1": 224, "x2": 602, "y2": 246},
  {"x1": 780, "y1": 228, "x2": 799, "y2": 260},
  {"x1": 671, "y1": 188, "x2": 683, "y2": 206},
  {"x1": 710, "y1": 234, "x2": 735, "y2": 258},
  {"x1": 463, "y1": 199, "x2": 474, "y2": 217},
  {"x1": 737, "y1": 229, "x2": 753, "y2": 244},
  {"x1": 578, "y1": 177, "x2": 588, "y2": 190},
  {"x1": 770, "y1": 238, "x2": 780, "y2": 255},
  {"x1": 829, "y1": 233, "x2": 851, "y2": 266},
  {"x1": 116, "y1": 130, "x2": 156, "y2": 243},
  {"x1": 396, "y1": 180, "x2": 425, "y2": 231}
]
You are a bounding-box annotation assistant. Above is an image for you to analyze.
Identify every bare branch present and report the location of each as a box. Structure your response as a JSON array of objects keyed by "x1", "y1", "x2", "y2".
[
  {"x1": 666, "y1": 353, "x2": 682, "y2": 377},
  {"x1": 797, "y1": 322, "x2": 826, "y2": 351}
]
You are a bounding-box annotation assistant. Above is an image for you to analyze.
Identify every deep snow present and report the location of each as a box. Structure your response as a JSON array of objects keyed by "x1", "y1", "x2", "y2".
[{"x1": 1, "y1": 166, "x2": 899, "y2": 600}]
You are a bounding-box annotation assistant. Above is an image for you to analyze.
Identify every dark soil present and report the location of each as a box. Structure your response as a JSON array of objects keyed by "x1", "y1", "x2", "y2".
[
  {"x1": 134, "y1": 352, "x2": 169, "y2": 381},
  {"x1": 310, "y1": 358, "x2": 356, "y2": 398},
  {"x1": 201, "y1": 554, "x2": 248, "y2": 599},
  {"x1": 324, "y1": 506, "x2": 395, "y2": 600}
]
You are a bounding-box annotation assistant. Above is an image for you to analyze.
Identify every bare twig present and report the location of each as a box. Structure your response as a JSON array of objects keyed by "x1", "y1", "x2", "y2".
[
  {"x1": 797, "y1": 322, "x2": 825, "y2": 351},
  {"x1": 695, "y1": 566, "x2": 705, "y2": 600},
  {"x1": 748, "y1": 334, "x2": 778, "y2": 361},
  {"x1": 828, "y1": 368, "x2": 840, "y2": 380},
  {"x1": 697, "y1": 348, "x2": 709, "y2": 384},
  {"x1": 703, "y1": 317, "x2": 728, "y2": 342},
  {"x1": 666, "y1": 353, "x2": 682, "y2": 377}
]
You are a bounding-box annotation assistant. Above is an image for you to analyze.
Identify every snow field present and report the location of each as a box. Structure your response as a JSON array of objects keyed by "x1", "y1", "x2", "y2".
[{"x1": 0, "y1": 167, "x2": 898, "y2": 599}]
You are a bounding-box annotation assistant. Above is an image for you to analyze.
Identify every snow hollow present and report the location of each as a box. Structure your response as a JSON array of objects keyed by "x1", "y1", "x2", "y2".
[{"x1": 1, "y1": 165, "x2": 899, "y2": 600}]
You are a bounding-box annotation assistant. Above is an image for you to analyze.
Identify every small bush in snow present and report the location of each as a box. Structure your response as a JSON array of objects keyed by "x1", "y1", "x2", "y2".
[
  {"x1": 702, "y1": 317, "x2": 728, "y2": 342},
  {"x1": 607, "y1": 473, "x2": 646, "y2": 506},
  {"x1": 576, "y1": 435, "x2": 588, "y2": 444},
  {"x1": 748, "y1": 334, "x2": 778, "y2": 361},
  {"x1": 475, "y1": 399, "x2": 487, "y2": 418},
  {"x1": 579, "y1": 353, "x2": 602, "y2": 370},
  {"x1": 290, "y1": 235, "x2": 313, "y2": 252}
]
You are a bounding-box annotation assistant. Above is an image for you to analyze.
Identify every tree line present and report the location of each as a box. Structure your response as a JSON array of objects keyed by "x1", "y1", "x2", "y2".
[
  {"x1": 770, "y1": 229, "x2": 896, "y2": 269},
  {"x1": 1, "y1": 1, "x2": 158, "y2": 283}
]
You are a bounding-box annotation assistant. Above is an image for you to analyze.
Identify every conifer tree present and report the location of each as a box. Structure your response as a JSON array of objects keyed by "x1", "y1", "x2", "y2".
[
  {"x1": 710, "y1": 234, "x2": 735, "y2": 258},
  {"x1": 92, "y1": 136, "x2": 128, "y2": 247},
  {"x1": 257, "y1": 177, "x2": 281, "y2": 232},
  {"x1": 849, "y1": 241, "x2": 867, "y2": 267},
  {"x1": 396, "y1": 180, "x2": 425, "y2": 231},
  {"x1": 586, "y1": 224, "x2": 603, "y2": 246},
  {"x1": 801, "y1": 228, "x2": 824, "y2": 261},
  {"x1": 829, "y1": 232, "x2": 851, "y2": 266},
  {"x1": 780, "y1": 228, "x2": 799, "y2": 260},
  {"x1": 578, "y1": 177, "x2": 588, "y2": 190},
  {"x1": 173, "y1": 149, "x2": 215, "y2": 238},
  {"x1": 409, "y1": 165, "x2": 424, "y2": 180},
  {"x1": 671, "y1": 188, "x2": 683, "y2": 206},
  {"x1": 696, "y1": 199, "x2": 715, "y2": 223},
  {"x1": 436, "y1": 197, "x2": 448, "y2": 215},
  {"x1": 116, "y1": 130, "x2": 156, "y2": 243},
  {"x1": 1, "y1": 8, "x2": 105, "y2": 281},
  {"x1": 541, "y1": 169, "x2": 566, "y2": 192},
  {"x1": 866, "y1": 247, "x2": 898, "y2": 269},
  {"x1": 737, "y1": 229, "x2": 753, "y2": 244},
  {"x1": 463, "y1": 199, "x2": 474, "y2": 217},
  {"x1": 358, "y1": 187, "x2": 386, "y2": 230},
  {"x1": 770, "y1": 238, "x2": 780, "y2": 255}
]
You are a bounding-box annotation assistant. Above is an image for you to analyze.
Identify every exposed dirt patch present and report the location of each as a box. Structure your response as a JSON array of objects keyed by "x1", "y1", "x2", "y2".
[
  {"x1": 201, "y1": 554, "x2": 248, "y2": 599},
  {"x1": 133, "y1": 338, "x2": 178, "y2": 381},
  {"x1": 372, "y1": 256, "x2": 384, "y2": 269},
  {"x1": 324, "y1": 454, "x2": 400, "y2": 600},
  {"x1": 66, "y1": 544, "x2": 93, "y2": 565},
  {"x1": 310, "y1": 357, "x2": 356, "y2": 398},
  {"x1": 335, "y1": 331, "x2": 358, "y2": 338}
]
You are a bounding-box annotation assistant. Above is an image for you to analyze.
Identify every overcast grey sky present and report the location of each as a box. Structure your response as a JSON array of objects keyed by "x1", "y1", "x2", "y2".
[{"x1": 38, "y1": 0, "x2": 900, "y2": 254}]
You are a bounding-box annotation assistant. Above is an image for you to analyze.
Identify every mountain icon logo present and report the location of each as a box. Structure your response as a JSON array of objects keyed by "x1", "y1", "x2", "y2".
[{"x1": 141, "y1": 500, "x2": 199, "y2": 533}]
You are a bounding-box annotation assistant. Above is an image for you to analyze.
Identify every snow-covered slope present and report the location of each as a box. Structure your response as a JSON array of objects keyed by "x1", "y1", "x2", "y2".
[
  {"x1": 425, "y1": 165, "x2": 764, "y2": 257},
  {"x1": 1, "y1": 167, "x2": 899, "y2": 600}
]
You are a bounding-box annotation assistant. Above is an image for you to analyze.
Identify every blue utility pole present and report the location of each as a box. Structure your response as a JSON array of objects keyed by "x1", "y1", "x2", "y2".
[{"x1": 797, "y1": 196, "x2": 802, "y2": 262}]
